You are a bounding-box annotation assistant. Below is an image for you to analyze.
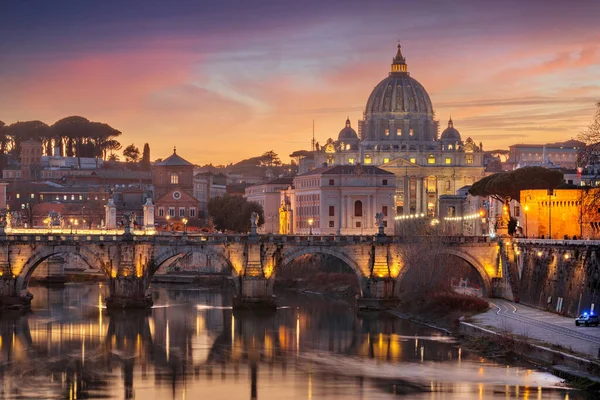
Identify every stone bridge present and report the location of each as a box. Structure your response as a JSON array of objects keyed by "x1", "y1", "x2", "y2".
[{"x1": 0, "y1": 232, "x2": 500, "y2": 311}]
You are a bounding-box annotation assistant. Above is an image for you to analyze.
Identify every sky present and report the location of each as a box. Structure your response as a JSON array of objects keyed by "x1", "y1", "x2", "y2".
[{"x1": 1, "y1": 0, "x2": 599, "y2": 165}]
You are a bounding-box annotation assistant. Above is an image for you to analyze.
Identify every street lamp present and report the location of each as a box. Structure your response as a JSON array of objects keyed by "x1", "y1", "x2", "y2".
[
  {"x1": 524, "y1": 205, "x2": 529, "y2": 238},
  {"x1": 69, "y1": 218, "x2": 73, "y2": 234},
  {"x1": 74, "y1": 219, "x2": 79, "y2": 234},
  {"x1": 166, "y1": 215, "x2": 171, "y2": 232},
  {"x1": 308, "y1": 218, "x2": 314, "y2": 236},
  {"x1": 182, "y1": 218, "x2": 188, "y2": 234}
]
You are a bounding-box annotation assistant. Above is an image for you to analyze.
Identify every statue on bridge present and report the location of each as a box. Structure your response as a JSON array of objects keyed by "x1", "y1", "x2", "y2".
[
  {"x1": 375, "y1": 212, "x2": 385, "y2": 236},
  {"x1": 122, "y1": 212, "x2": 136, "y2": 234},
  {"x1": 250, "y1": 211, "x2": 259, "y2": 236}
]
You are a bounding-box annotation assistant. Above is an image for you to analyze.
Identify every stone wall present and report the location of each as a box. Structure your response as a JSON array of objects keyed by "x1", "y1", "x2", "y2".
[{"x1": 514, "y1": 242, "x2": 600, "y2": 317}]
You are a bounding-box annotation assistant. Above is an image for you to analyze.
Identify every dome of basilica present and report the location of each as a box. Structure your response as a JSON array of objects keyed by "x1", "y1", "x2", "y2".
[
  {"x1": 440, "y1": 118, "x2": 461, "y2": 141},
  {"x1": 365, "y1": 45, "x2": 433, "y2": 116},
  {"x1": 338, "y1": 118, "x2": 358, "y2": 141}
]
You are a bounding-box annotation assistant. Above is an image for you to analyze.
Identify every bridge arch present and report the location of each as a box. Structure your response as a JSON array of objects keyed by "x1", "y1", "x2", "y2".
[
  {"x1": 150, "y1": 245, "x2": 237, "y2": 279},
  {"x1": 275, "y1": 246, "x2": 366, "y2": 296},
  {"x1": 16, "y1": 245, "x2": 108, "y2": 292},
  {"x1": 396, "y1": 248, "x2": 492, "y2": 296}
]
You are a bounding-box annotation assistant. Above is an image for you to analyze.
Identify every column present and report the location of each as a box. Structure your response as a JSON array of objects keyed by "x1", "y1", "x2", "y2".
[
  {"x1": 366, "y1": 195, "x2": 370, "y2": 230},
  {"x1": 416, "y1": 178, "x2": 422, "y2": 215},
  {"x1": 346, "y1": 195, "x2": 352, "y2": 230},
  {"x1": 372, "y1": 195, "x2": 377, "y2": 229},
  {"x1": 421, "y1": 177, "x2": 428, "y2": 215},
  {"x1": 403, "y1": 176, "x2": 410, "y2": 215}
]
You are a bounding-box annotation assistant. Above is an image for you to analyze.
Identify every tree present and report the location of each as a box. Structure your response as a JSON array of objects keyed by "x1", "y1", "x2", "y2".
[
  {"x1": 5, "y1": 120, "x2": 50, "y2": 157},
  {"x1": 123, "y1": 144, "x2": 140, "y2": 162},
  {"x1": 208, "y1": 194, "x2": 264, "y2": 233},
  {"x1": 260, "y1": 150, "x2": 281, "y2": 167},
  {"x1": 108, "y1": 153, "x2": 120, "y2": 162},
  {"x1": 140, "y1": 143, "x2": 151, "y2": 170},
  {"x1": 468, "y1": 167, "x2": 564, "y2": 203}
]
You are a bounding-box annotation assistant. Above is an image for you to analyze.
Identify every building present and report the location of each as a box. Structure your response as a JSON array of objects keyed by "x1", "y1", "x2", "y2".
[
  {"x1": 152, "y1": 149, "x2": 199, "y2": 230},
  {"x1": 193, "y1": 172, "x2": 227, "y2": 225},
  {"x1": 296, "y1": 44, "x2": 486, "y2": 216},
  {"x1": 245, "y1": 177, "x2": 293, "y2": 233},
  {"x1": 282, "y1": 165, "x2": 395, "y2": 235},
  {"x1": 152, "y1": 147, "x2": 195, "y2": 199},
  {"x1": 519, "y1": 188, "x2": 600, "y2": 239},
  {"x1": 438, "y1": 186, "x2": 487, "y2": 236},
  {"x1": 507, "y1": 140, "x2": 585, "y2": 170}
]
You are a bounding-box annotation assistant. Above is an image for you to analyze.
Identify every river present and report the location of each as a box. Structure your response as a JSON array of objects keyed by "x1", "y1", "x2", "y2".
[{"x1": 0, "y1": 283, "x2": 586, "y2": 399}]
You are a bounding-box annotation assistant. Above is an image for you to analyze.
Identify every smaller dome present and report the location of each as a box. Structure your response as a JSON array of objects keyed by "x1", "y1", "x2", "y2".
[
  {"x1": 338, "y1": 118, "x2": 358, "y2": 141},
  {"x1": 440, "y1": 118, "x2": 461, "y2": 141}
]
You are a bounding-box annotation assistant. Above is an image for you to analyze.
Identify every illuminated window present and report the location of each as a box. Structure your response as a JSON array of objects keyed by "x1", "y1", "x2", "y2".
[
  {"x1": 348, "y1": 158, "x2": 355, "y2": 164},
  {"x1": 170, "y1": 173, "x2": 179, "y2": 184},
  {"x1": 383, "y1": 157, "x2": 390, "y2": 163},
  {"x1": 364, "y1": 155, "x2": 372, "y2": 165},
  {"x1": 396, "y1": 128, "x2": 400, "y2": 136},
  {"x1": 466, "y1": 155, "x2": 473, "y2": 164},
  {"x1": 410, "y1": 157, "x2": 416, "y2": 164},
  {"x1": 16, "y1": 193, "x2": 20, "y2": 199},
  {"x1": 445, "y1": 158, "x2": 451, "y2": 164},
  {"x1": 71, "y1": 195, "x2": 75, "y2": 201},
  {"x1": 63, "y1": 195, "x2": 67, "y2": 200},
  {"x1": 427, "y1": 156, "x2": 435, "y2": 164},
  {"x1": 409, "y1": 128, "x2": 414, "y2": 136},
  {"x1": 30, "y1": 193, "x2": 34, "y2": 199},
  {"x1": 384, "y1": 128, "x2": 389, "y2": 136}
]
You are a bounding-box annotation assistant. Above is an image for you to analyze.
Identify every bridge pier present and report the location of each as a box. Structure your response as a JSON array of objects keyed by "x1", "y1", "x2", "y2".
[
  {"x1": 106, "y1": 276, "x2": 152, "y2": 310},
  {"x1": 357, "y1": 241, "x2": 400, "y2": 311},
  {"x1": 233, "y1": 276, "x2": 276, "y2": 310}
]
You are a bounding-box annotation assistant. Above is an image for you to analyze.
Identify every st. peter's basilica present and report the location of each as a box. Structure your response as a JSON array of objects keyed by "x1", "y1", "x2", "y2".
[{"x1": 297, "y1": 44, "x2": 486, "y2": 217}]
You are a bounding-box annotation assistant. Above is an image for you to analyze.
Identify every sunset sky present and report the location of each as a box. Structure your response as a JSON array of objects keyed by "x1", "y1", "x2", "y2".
[{"x1": 1, "y1": 0, "x2": 599, "y2": 165}]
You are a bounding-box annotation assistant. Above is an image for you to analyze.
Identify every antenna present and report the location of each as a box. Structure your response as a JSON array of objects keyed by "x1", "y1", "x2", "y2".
[{"x1": 311, "y1": 120, "x2": 316, "y2": 151}]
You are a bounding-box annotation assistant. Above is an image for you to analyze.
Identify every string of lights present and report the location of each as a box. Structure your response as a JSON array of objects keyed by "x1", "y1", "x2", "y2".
[{"x1": 443, "y1": 213, "x2": 482, "y2": 221}]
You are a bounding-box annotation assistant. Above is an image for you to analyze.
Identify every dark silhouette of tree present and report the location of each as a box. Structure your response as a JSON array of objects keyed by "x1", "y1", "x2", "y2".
[
  {"x1": 140, "y1": 143, "x2": 151, "y2": 170},
  {"x1": 123, "y1": 144, "x2": 140, "y2": 162},
  {"x1": 108, "y1": 153, "x2": 120, "y2": 162},
  {"x1": 5, "y1": 120, "x2": 50, "y2": 157},
  {"x1": 468, "y1": 167, "x2": 563, "y2": 203},
  {"x1": 260, "y1": 150, "x2": 281, "y2": 167},
  {"x1": 208, "y1": 194, "x2": 264, "y2": 233}
]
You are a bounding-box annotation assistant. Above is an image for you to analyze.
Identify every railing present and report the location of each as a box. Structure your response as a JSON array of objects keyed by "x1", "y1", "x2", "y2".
[
  {"x1": 0, "y1": 231, "x2": 495, "y2": 246},
  {"x1": 514, "y1": 238, "x2": 600, "y2": 246}
]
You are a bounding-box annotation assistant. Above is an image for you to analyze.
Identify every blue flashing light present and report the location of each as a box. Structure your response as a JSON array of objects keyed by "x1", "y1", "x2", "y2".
[{"x1": 583, "y1": 312, "x2": 588, "y2": 317}]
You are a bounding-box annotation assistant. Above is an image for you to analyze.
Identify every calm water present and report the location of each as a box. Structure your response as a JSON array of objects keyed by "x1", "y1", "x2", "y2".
[{"x1": 0, "y1": 284, "x2": 585, "y2": 399}]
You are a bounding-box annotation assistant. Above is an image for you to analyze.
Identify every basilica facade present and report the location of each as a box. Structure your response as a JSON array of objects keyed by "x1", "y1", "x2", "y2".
[{"x1": 298, "y1": 44, "x2": 486, "y2": 218}]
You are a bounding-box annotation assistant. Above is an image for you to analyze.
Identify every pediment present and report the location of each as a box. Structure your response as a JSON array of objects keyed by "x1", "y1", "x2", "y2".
[{"x1": 381, "y1": 157, "x2": 423, "y2": 169}]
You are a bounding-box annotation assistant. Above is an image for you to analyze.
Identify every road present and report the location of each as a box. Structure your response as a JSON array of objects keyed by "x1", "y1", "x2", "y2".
[{"x1": 473, "y1": 299, "x2": 600, "y2": 357}]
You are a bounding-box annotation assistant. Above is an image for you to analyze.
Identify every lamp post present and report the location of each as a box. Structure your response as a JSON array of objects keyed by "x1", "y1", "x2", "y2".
[
  {"x1": 308, "y1": 218, "x2": 313, "y2": 236},
  {"x1": 166, "y1": 215, "x2": 171, "y2": 232},
  {"x1": 524, "y1": 205, "x2": 529, "y2": 238},
  {"x1": 182, "y1": 218, "x2": 188, "y2": 234},
  {"x1": 74, "y1": 219, "x2": 78, "y2": 234},
  {"x1": 69, "y1": 218, "x2": 73, "y2": 234}
]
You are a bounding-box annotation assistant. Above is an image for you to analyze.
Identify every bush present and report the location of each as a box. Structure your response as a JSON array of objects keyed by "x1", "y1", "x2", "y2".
[{"x1": 424, "y1": 292, "x2": 489, "y2": 314}]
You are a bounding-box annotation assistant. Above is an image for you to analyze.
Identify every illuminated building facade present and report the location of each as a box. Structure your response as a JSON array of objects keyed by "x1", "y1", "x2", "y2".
[
  {"x1": 297, "y1": 44, "x2": 486, "y2": 216},
  {"x1": 284, "y1": 165, "x2": 395, "y2": 235}
]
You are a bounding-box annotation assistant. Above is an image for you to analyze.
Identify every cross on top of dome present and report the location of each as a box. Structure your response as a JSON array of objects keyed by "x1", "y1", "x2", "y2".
[{"x1": 391, "y1": 43, "x2": 408, "y2": 74}]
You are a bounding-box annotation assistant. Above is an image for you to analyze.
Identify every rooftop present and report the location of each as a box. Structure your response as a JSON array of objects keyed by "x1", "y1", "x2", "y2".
[{"x1": 299, "y1": 165, "x2": 394, "y2": 177}]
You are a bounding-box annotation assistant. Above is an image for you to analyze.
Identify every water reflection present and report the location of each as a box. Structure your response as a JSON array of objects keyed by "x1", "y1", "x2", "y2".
[{"x1": 0, "y1": 284, "x2": 586, "y2": 399}]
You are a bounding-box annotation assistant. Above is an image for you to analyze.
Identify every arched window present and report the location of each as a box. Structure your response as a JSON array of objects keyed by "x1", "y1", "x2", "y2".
[{"x1": 354, "y1": 200, "x2": 363, "y2": 217}]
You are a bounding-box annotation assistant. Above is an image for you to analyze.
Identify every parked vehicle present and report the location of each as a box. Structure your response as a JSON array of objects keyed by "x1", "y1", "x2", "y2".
[{"x1": 575, "y1": 313, "x2": 599, "y2": 326}]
